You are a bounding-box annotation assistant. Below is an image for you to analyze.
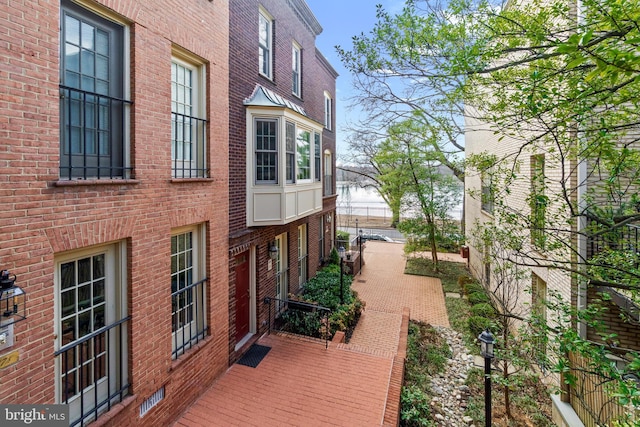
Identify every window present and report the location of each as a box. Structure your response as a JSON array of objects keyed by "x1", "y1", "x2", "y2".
[
  {"x1": 286, "y1": 122, "x2": 295, "y2": 183},
  {"x1": 258, "y1": 9, "x2": 273, "y2": 78},
  {"x1": 292, "y1": 43, "x2": 301, "y2": 97},
  {"x1": 254, "y1": 119, "x2": 318, "y2": 185},
  {"x1": 319, "y1": 216, "x2": 325, "y2": 263},
  {"x1": 54, "y1": 243, "x2": 129, "y2": 426},
  {"x1": 60, "y1": 0, "x2": 131, "y2": 179},
  {"x1": 324, "y1": 150, "x2": 332, "y2": 196},
  {"x1": 274, "y1": 233, "x2": 288, "y2": 311},
  {"x1": 324, "y1": 92, "x2": 332, "y2": 130},
  {"x1": 255, "y1": 119, "x2": 278, "y2": 183},
  {"x1": 296, "y1": 128, "x2": 311, "y2": 181},
  {"x1": 171, "y1": 226, "x2": 207, "y2": 359},
  {"x1": 481, "y1": 169, "x2": 494, "y2": 214},
  {"x1": 171, "y1": 54, "x2": 207, "y2": 178},
  {"x1": 314, "y1": 133, "x2": 321, "y2": 182},
  {"x1": 483, "y1": 242, "x2": 491, "y2": 287},
  {"x1": 298, "y1": 224, "x2": 308, "y2": 287},
  {"x1": 531, "y1": 274, "x2": 548, "y2": 361},
  {"x1": 530, "y1": 155, "x2": 546, "y2": 248}
]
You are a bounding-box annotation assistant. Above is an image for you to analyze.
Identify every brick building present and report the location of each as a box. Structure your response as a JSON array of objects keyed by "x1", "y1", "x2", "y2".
[
  {"x1": 227, "y1": 0, "x2": 338, "y2": 361},
  {"x1": 0, "y1": 0, "x2": 230, "y2": 426}
]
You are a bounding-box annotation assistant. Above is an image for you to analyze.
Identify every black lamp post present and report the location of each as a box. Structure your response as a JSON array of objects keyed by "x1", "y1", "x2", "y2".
[
  {"x1": 478, "y1": 329, "x2": 496, "y2": 427},
  {"x1": 338, "y1": 245, "x2": 345, "y2": 304},
  {"x1": 358, "y1": 228, "x2": 363, "y2": 275}
]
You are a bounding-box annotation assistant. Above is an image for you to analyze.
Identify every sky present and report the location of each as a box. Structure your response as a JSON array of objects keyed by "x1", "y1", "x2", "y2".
[{"x1": 304, "y1": 0, "x2": 407, "y2": 159}]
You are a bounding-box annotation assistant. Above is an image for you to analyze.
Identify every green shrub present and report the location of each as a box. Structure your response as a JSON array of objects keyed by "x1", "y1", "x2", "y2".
[
  {"x1": 468, "y1": 315, "x2": 493, "y2": 337},
  {"x1": 281, "y1": 264, "x2": 364, "y2": 339},
  {"x1": 336, "y1": 230, "x2": 350, "y2": 250},
  {"x1": 463, "y1": 281, "x2": 485, "y2": 296},
  {"x1": 400, "y1": 385, "x2": 433, "y2": 427},
  {"x1": 468, "y1": 291, "x2": 490, "y2": 305},
  {"x1": 470, "y1": 303, "x2": 496, "y2": 318},
  {"x1": 327, "y1": 247, "x2": 339, "y2": 265}
]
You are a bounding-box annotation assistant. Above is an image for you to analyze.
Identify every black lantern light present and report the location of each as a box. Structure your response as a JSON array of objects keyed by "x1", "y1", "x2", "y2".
[
  {"x1": 268, "y1": 242, "x2": 279, "y2": 260},
  {"x1": 478, "y1": 328, "x2": 495, "y2": 427},
  {"x1": 358, "y1": 228, "x2": 364, "y2": 275},
  {"x1": 0, "y1": 270, "x2": 26, "y2": 325}
]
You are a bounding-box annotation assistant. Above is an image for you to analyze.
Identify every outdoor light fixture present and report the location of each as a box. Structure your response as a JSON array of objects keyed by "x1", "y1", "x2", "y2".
[
  {"x1": 0, "y1": 270, "x2": 26, "y2": 325},
  {"x1": 358, "y1": 228, "x2": 364, "y2": 275},
  {"x1": 268, "y1": 242, "x2": 278, "y2": 260},
  {"x1": 478, "y1": 328, "x2": 496, "y2": 427},
  {"x1": 338, "y1": 245, "x2": 346, "y2": 304},
  {"x1": 479, "y1": 329, "x2": 495, "y2": 358}
]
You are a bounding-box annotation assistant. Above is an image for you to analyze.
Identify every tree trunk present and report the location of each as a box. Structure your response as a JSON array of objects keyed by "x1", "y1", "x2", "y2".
[
  {"x1": 503, "y1": 326, "x2": 512, "y2": 420},
  {"x1": 427, "y1": 215, "x2": 439, "y2": 271}
]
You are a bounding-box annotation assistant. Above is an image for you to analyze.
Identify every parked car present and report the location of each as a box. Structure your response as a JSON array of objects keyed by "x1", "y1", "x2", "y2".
[{"x1": 362, "y1": 233, "x2": 394, "y2": 242}]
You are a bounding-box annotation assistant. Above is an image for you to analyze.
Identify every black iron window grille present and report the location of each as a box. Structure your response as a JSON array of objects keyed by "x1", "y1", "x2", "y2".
[
  {"x1": 59, "y1": 86, "x2": 132, "y2": 180},
  {"x1": 171, "y1": 112, "x2": 208, "y2": 178},
  {"x1": 171, "y1": 277, "x2": 208, "y2": 359},
  {"x1": 54, "y1": 316, "x2": 130, "y2": 427}
]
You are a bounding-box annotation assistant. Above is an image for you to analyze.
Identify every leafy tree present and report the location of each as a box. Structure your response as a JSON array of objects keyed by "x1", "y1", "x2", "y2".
[
  {"x1": 337, "y1": 0, "x2": 481, "y2": 184},
  {"x1": 339, "y1": 0, "x2": 640, "y2": 419},
  {"x1": 462, "y1": 0, "x2": 640, "y2": 421},
  {"x1": 339, "y1": 129, "x2": 409, "y2": 227},
  {"x1": 377, "y1": 119, "x2": 463, "y2": 270}
]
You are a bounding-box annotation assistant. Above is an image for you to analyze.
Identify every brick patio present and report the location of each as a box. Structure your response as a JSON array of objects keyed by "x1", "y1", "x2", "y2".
[{"x1": 173, "y1": 241, "x2": 452, "y2": 426}]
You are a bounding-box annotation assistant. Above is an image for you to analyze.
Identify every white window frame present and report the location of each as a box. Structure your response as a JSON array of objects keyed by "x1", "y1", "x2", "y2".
[
  {"x1": 298, "y1": 224, "x2": 308, "y2": 287},
  {"x1": 292, "y1": 42, "x2": 301, "y2": 97},
  {"x1": 324, "y1": 91, "x2": 332, "y2": 130},
  {"x1": 296, "y1": 127, "x2": 312, "y2": 182},
  {"x1": 54, "y1": 241, "x2": 128, "y2": 426},
  {"x1": 171, "y1": 224, "x2": 207, "y2": 359},
  {"x1": 324, "y1": 149, "x2": 333, "y2": 196},
  {"x1": 258, "y1": 8, "x2": 273, "y2": 79},
  {"x1": 275, "y1": 233, "x2": 288, "y2": 311},
  {"x1": 255, "y1": 117, "x2": 279, "y2": 184},
  {"x1": 252, "y1": 116, "x2": 319, "y2": 185},
  {"x1": 171, "y1": 50, "x2": 207, "y2": 178}
]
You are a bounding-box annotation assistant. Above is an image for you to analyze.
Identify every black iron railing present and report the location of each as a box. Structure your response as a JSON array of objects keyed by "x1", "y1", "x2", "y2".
[
  {"x1": 587, "y1": 222, "x2": 640, "y2": 259},
  {"x1": 54, "y1": 316, "x2": 130, "y2": 427},
  {"x1": 59, "y1": 85, "x2": 132, "y2": 180},
  {"x1": 171, "y1": 112, "x2": 208, "y2": 178},
  {"x1": 171, "y1": 278, "x2": 208, "y2": 359},
  {"x1": 263, "y1": 297, "x2": 331, "y2": 349}
]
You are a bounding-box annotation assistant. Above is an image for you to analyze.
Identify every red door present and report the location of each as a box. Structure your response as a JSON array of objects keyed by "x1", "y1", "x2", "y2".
[{"x1": 235, "y1": 252, "x2": 250, "y2": 342}]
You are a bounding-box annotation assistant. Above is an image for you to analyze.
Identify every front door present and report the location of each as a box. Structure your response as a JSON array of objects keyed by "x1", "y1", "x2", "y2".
[{"x1": 235, "y1": 252, "x2": 250, "y2": 342}]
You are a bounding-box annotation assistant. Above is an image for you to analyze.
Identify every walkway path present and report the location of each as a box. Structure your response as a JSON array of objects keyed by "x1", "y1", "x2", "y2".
[{"x1": 173, "y1": 241, "x2": 450, "y2": 426}]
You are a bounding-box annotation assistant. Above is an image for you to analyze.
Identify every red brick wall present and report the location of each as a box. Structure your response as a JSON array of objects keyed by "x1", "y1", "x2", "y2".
[
  {"x1": 0, "y1": 1, "x2": 229, "y2": 426},
  {"x1": 227, "y1": 0, "x2": 337, "y2": 360}
]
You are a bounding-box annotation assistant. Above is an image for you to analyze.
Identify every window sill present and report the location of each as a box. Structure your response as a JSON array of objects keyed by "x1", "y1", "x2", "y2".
[
  {"x1": 54, "y1": 179, "x2": 140, "y2": 187},
  {"x1": 259, "y1": 72, "x2": 274, "y2": 82},
  {"x1": 169, "y1": 334, "x2": 214, "y2": 373},
  {"x1": 481, "y1": 209, "x2": 494, "y2": 219},
  {"x1": 89, "y1": 394, "x2": 137, "y2": 427},
  {"x1": 169, "y1": 178, "x2": 214, "y2": 183}
]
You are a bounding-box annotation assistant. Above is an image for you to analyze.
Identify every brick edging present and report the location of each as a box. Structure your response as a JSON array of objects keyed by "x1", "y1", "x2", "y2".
[{"x1": 383, "y1": 307, "x2": 410, "y2": 426}]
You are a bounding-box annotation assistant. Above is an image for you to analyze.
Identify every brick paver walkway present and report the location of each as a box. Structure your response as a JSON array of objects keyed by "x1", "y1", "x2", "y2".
[{"x1": 174, "y1": 241, "x2": 451, "y2": 426}]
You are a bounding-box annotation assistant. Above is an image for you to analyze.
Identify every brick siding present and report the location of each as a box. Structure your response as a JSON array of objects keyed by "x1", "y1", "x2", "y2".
[
  {"x1": 227, "y1": 0, "x2": 337, "y2": 362},
  {"x1": 0, "y1": 1, "x2": 229, "y2": 426}
]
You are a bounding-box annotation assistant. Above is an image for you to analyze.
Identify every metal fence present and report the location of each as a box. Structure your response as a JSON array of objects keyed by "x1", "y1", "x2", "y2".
[{"x1": 263, "y1": 297, "x2": 331, "y2": 348}]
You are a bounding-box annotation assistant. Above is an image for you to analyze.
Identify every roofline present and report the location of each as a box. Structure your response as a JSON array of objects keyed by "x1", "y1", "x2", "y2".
[
  {"x1": 290, "y1": 0, "x2": 323, "y2": 36},
  {"x1": 316, "y1": 48, "x2": 339, "y2": 78}
]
